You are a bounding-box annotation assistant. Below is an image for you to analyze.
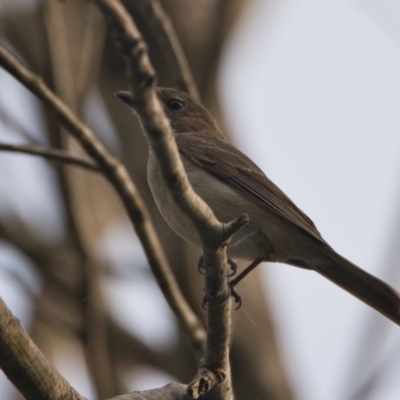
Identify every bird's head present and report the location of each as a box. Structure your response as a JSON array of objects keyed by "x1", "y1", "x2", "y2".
[{"x1": 116, "y1": 87, "x2": 225, "y2": 139}]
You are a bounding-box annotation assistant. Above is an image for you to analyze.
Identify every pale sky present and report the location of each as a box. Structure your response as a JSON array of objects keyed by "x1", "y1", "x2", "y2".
[{"x1": 219, "y1": 1, "x2": 400, "y2": 399}]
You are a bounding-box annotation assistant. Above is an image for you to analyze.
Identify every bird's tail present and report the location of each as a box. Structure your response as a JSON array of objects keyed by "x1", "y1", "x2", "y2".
[{"x1": 312, "y1": 248, "x2": 400, "y2": 325}]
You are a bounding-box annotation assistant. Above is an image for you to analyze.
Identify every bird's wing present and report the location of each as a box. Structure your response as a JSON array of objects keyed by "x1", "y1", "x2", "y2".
[{"x1": 176, "y1": 132, "x2": 325, "y2": 242}]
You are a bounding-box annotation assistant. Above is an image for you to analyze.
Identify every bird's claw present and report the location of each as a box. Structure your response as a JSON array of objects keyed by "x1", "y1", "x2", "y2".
[
  {"x1": 199, "y1": 256, "x2": 236, "y2": 277},
  {"x1": 227, "y1": 259, "x2": 237, "y2": 277},
  {"x1": 229, "y1": 282, "x2": 243, "y2": 310},
  {"x1": 199, "y1": 255, "x2": 241, "y2": 309}
]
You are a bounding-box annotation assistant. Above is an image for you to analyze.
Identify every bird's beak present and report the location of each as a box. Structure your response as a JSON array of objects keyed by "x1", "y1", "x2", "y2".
[{"x1": 115, "y1": 91, "x2": 134, "y2": 107}]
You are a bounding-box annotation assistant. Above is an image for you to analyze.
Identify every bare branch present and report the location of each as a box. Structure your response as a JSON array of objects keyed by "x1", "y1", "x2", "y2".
[
  {"x1": 92, "y1": 1, "x2": 245, "y2": 398},
  {"x1": 0, "y1": 297, "x2": 86, "y2": 400},
  {"x1": 134, "y1": 0, "x2": 200, "y2": 99},
  {"x1": 0, "y1": 142, "x2": 100, "y2": 171},
  {"x1": 0, "y1": 42, "x2": 206, "y2": 354}
]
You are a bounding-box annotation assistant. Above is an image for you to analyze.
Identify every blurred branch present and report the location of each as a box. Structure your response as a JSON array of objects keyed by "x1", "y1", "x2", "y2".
[
  {"x1": 0, "y1": 142, "x2": 100, "y2": 171},
  {"x1": 93, "y1": 1, "x2": 249, "y2": 398},
  {"x1": 134, "y1": 0, "x2": 199, "y2": 99},
  {"x1": 0, "y1": 296, "x2": 86, "y2": 400},
  {"x1": 108, "y1": 318, "x2": 192, "y2": 381},
  {"x1": 0, "y1": 41, "x2": 206, "y2": 355},
  {"x1": 75, "y1": 3, "x2": 107, "y2": 102},
  {"x1": 82, "y1": 256, "x2": 122, "y2": 398},
  {"x1": 0, "y1": 218, "x2": 189, "y2": 384},
  {"x1": 44, "y1": 2, "x2": 121, "y2": 395},
  {"x1": 44, "y1": 0, "x2": 76, "y2": 106}
]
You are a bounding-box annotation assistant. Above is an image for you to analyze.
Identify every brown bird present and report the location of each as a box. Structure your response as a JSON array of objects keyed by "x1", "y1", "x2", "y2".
[{"x1": 117, "y1": 87, "x2": 400, "y2": 325}]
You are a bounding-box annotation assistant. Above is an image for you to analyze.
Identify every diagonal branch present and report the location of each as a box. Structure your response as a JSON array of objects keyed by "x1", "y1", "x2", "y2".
[
  {"x1": 0, "y1": 142, "x2": 100, "y2": 171},
  {"x1": 0, "y1": 297, "x2": 86, "y2": 400},
  {"x1": 0, "y1": 42, "x2": 206, "y2": 354},
  {"x1": 93, "y1": 1, "x2": 244, "y2": 399}
]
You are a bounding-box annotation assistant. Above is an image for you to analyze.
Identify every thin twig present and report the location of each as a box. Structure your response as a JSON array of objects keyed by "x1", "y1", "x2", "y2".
[
  {"x1": 0, "y1": 142, "x2": 100, "y2": 171},
  {"x1": 134, "y1": 0, "x2": 200, "y2": 99},
  {"x1": 0, "y1": 42, "x2": 206, "y2": 354},
  {"x1": 0, "y1": 297, "x2": 86, "y2": 400}
]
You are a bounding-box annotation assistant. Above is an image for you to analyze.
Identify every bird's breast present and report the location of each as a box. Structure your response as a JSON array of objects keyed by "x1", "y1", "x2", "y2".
[{"x1": 147, "y1": 151, "x2": 278, "y2": 261}]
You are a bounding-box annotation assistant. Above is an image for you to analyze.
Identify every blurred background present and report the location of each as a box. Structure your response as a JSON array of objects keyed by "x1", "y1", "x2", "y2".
[{"x1": 1, "y1": 0, "x2": 400, "y2": 399}]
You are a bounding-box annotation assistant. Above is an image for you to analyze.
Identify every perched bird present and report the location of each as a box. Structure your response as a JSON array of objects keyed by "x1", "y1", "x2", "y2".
[{"x1": 117, "y1": 87, "x2": 400, "y2": 325}]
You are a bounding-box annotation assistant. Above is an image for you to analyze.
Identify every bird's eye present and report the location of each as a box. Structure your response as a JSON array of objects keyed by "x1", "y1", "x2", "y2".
[{"x1": 167, "y1": 99, "x2": 183, "y2": 111}]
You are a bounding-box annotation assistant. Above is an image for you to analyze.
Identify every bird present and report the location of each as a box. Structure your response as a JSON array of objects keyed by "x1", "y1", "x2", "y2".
[{"x1": 116, "y1": 87, "x2": 400, "y2": 325}]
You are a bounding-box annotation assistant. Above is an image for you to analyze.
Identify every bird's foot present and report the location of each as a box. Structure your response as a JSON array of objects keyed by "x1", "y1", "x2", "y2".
[
  {"x1": 229, "y1": 281, "x2": 243, "y2": 310},
  {"x1": 227, "y1": 258, "x2": 237, "y2": 277},
  {"x1": 227, "y1": 258, "x2": 264, "y2": 310},
  {"x1": 202, "y1": 285, "x2": 241, "y2": 310},
  {"x1": 198, "y1": 255, "x2": 237, "y2": 277}
]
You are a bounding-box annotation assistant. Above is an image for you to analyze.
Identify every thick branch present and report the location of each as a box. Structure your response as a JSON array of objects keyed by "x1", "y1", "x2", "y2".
[
  {"x1": 0, "y1": 297, "x2": 86, "y2": 400},
  {"x1": 0, "y1": 142, "x2": 99, "y2": 171},
  {"x1": 134, "y1": 0, "x2": 199, "y2": 99},
  {"x1": 0, "y1": 42, "x2": 205, "y2": 354}
]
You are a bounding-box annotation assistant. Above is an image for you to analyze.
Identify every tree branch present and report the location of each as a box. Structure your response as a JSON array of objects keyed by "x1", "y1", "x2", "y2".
[
  {"x1": 93, "y1": 1, "x2": 245, "y2": 398},
  {"x1": 0, "y1": 142, "x2": 100, "y2": 171},
  {"x1": 0, "y1": 297, "x2": 86, "y2": 400},
  {"x1": 134, "y1": 0, "x2": 200, "y2": 100},
  {"x1": 0, "y1": 42, "x2": 206, "y2": 354}
]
